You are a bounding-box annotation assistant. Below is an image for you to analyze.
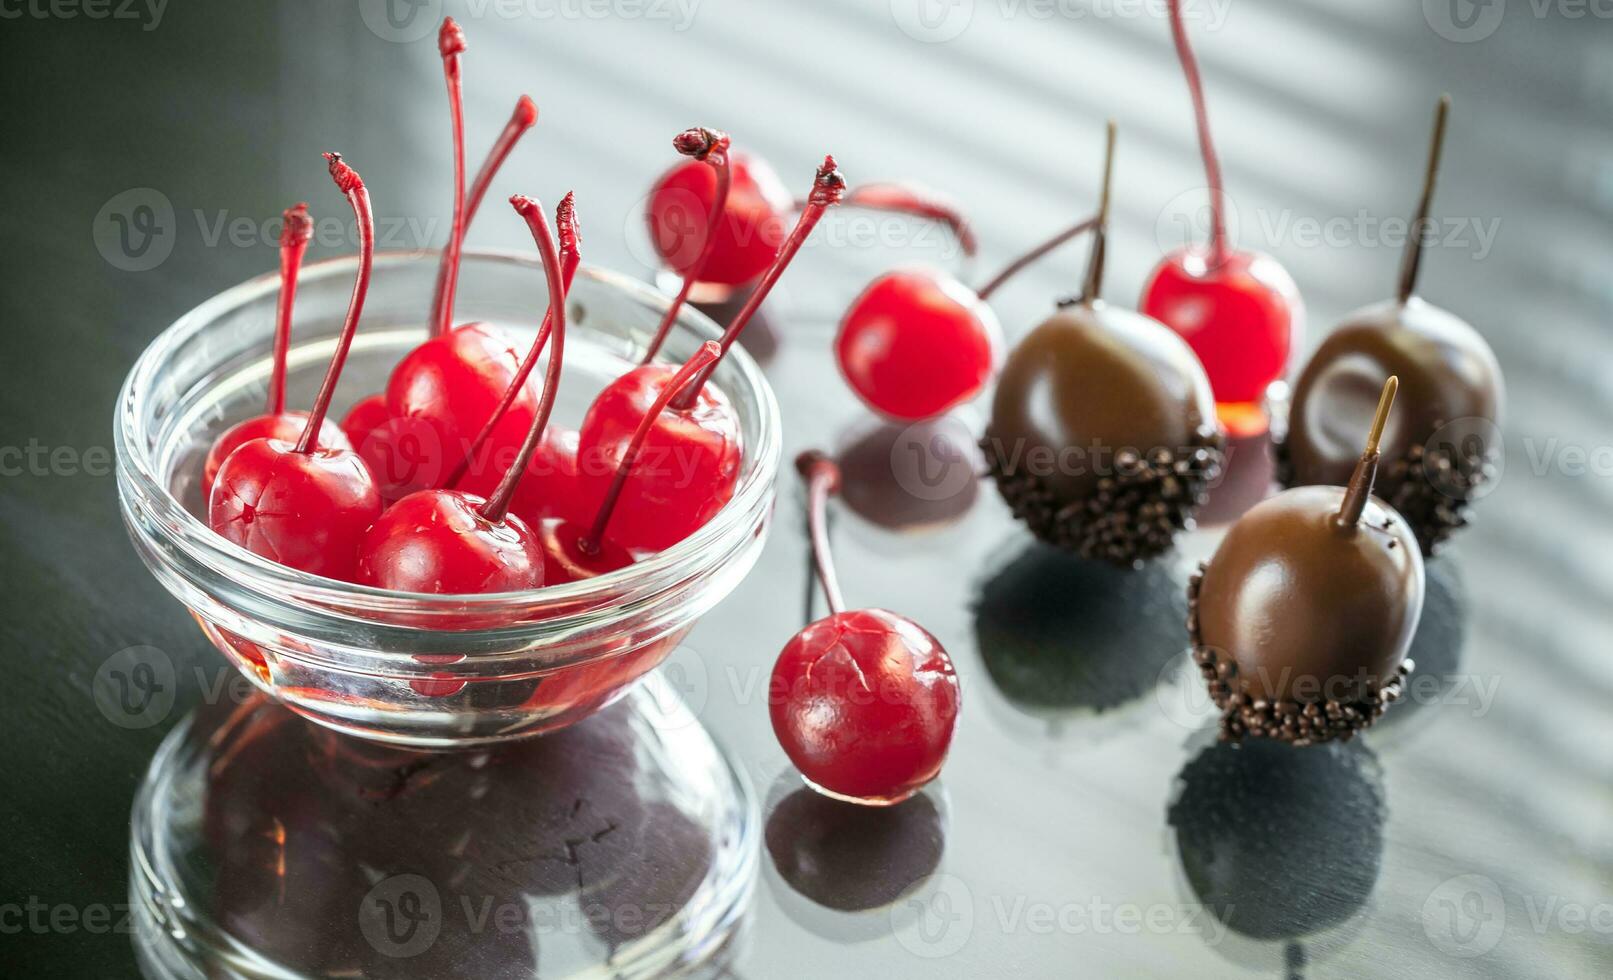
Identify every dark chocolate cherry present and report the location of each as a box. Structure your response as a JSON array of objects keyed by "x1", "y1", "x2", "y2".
[
  {"x1": 1285, "y1": 96, "x2": 1503, "y2": 556},
  {"x1": 1191, "y1": 378, "x2": 1424, "y2": 745},
  {"x1": 769, "y1": 452, "x2": 960, "y2": 806},
  {"x1": 984, "y1": 122, "x2": 1223, "y2": 566}
]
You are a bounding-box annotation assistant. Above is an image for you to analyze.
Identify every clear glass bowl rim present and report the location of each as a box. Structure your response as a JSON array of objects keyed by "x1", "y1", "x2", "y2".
[{"x1": 115, "y1": 248, "x2": 782, "y2": 625}]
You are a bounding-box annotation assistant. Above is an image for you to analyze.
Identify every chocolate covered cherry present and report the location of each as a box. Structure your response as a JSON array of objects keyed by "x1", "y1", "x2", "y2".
[
  {"x1": 984, "y1": 122, "x2": 1223, "y2": 565},
  {"x1": 1191, "y1": 378, "x2": 1424, "y2": 744},
  {"x1": 1285, "y1": 97, "x2": 1503, "y2": 555}
]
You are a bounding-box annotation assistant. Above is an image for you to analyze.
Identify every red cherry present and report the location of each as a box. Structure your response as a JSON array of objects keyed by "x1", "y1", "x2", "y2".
[
  {"x1": 835, "y1": 268, "x2": 1001, "y2": 421},
  {"x1": 507, "y1": 426, "x2": 588, "y2": 528},
  {"x1": 201, "y1": 203, "x2": 349, "y2": 497},
  {"x1": 356, "y1": 194, "x2": 569, "y2": 595},
  {"x1": 1141, "y1": 0, "x2": 1301, "y2": 425},
  {"x1": 209, "y1": 154, "x2": 383, "y2": 582},
  {"x1": 1140, "y1": 246, "x2": 1301, "y2": 406},
  {"x1": 646, "y1": 147, "x2": 790, "y2": 286},
  {"x1": 338, "y1": 393, "x2": 389, "y2": 448},
  {"x1": 768, "y1": 453, "x2": 960, "y2": 805},
  {"x1": 640, "y1": 127, "x2": 733, "y2": 365},
  {"x1": 533, "y1": 518, "x2": 633, "y2": 585}
]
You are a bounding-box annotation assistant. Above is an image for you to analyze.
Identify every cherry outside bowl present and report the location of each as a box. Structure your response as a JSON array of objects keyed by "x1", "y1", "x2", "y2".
[{"x1": 116, "y1": 250, "x2": 781, "y2": 747}]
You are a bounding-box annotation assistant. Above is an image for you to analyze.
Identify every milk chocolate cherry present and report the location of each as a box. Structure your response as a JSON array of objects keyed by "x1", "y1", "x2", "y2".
[
  {"x1": 769, "y1": 451, "x2": 960, "y2": 805},
  {"x1": 984, "y1": 121, "x2": 1224, "y2": 566},
  {"x1": 208, "y1": 155, "x2": 383, "y2": 582},
  {"x1": 1191, "y1": 377, "x2": 1424, "y2": 744},
  {"x1": 201, "y1": 203, "x2": 351, "y2": 497},
  {"x1": 1283, "y1": 96, "x2": 1503, "y2": 555},
  {"x1": 1139, "y1": 0, "x2": 1302, "y2": 432}
]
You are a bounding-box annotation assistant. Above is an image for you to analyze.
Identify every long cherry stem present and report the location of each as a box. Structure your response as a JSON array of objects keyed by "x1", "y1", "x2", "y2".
[
  {"x1": 1337, "y1": 376, "x2": 1398, "y2": 528},
  {"x1": 797, "y1": 450, "x2": 845, "y2": 615},
  {"x1": 806, "y1": 181, "x2": 978, "y2": 258},
  {"x1": 431, "y1": 17, "x2": 468, "y2": 339},
  {"x1": 445, "y1": 193, "x2": 581, "y2": 490},
  {"x1": 581, "y1": 341, "x2": 722, "y2": 554},
  {"x1": 1079, "y1": 121, "x2": 1116, "y2": 306},
  {"x1": 641, "y1": 127, "x2": 732, "y2": 366},
  {"x1": 267, "y1": 203, "x2": 312, "y2": 415},
  {"x1": 670, "y1": 155, "x2": 845, "y2": 411},
  {"x1": 296, "y1": 155, "x2": 373, "y2": 455},
  {"x1": 1397, "y1": 95, "x2": 1450, "y2": 305},
  {"x1": 429, "y1": 94, "x2": 539, "y2": 330},
  {"x1": 975, "y1": 214, "x2": 1096, "y2": 301},
  {"x1": 1166, "y1": 0, "x2": 1228, "y2": 264},
  {"x1": 482, "y1": 196, "x2": 569, "y2": 524}
]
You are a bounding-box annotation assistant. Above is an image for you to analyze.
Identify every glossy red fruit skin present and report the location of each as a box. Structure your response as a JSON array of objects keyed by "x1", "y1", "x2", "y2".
[
  {"x1": 508, "y1": 426, "x2": 589, "y2": 529},
  {"x1": 836, "y1": 268, "x2": 1002, "y2": 421},
  {"x1": 534, "y1": 517, "x2": 635, "y2": 585},
  {"x1": 354, "y1": 490, "x2": 544, "y2": 594},
  {"x1": 1140, "y1": 247, "x2": 1303, "y2": 406},
  {"x1": 769, "y1": 608, "x2": 960, "y2": 805},
  {"x1": 208, "y1": 438, "x2": 382, "y2": 582},
  {"x1": 202, "y1": 412, "x2": 350, "y2": 499},
  {"x1": 646, "y1": 150, "x2": 791, "y2": 286},
  {"x1": 382, "y1": 322, "x2": 536, "y2": 497},
  {"x1": 339, "y1": 393, "x2": 390, "y2": 448},
  {"x1": 576, "y1": 365, "x2": 741, "y2": 553}
]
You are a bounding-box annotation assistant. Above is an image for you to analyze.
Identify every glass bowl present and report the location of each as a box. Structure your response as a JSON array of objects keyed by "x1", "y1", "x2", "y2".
[{"x1": 116, "y1": 250, "x2": 781, "y2": 747}]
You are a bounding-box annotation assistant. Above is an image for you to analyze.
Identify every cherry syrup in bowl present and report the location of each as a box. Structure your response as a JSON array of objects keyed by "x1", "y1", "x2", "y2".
[{"x1": 116, "y1": 250, "x2": 781, "y2": 747}]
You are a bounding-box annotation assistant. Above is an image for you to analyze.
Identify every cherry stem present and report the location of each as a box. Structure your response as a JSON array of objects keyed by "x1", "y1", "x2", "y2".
[
  {"x1": 431, "y1": 17, "x2": 468, "y2": 340},
  {"x1": 1337, "y1": 375, "x2": 1398, "y2": 528},
  {"x1": 797, "y1": 450, "x2": 845, "y2": 615},
  {"x1": 1079, "y1": 121, "x2": 1116, "y2": 306},
  {"x1": 445, "y1": 193, "x2": 581, "y2": 490},
  {"x1": 267, "y1": 202, "x2": 312, "y2": 416},
  {"x1": 1166, "y1": 0, "x2": 1227, "y2": 264},
  {"x1": 482, "y1": 195, "x2": 569, "y2": 524},
  {"x1": 581, "y1": 340, "x2": 722, "y2": 554},
  {"x1": 429, "y1": 94, "x2": 539, "y2": 331},
  {"x1": 1397, "y1": 95, "x2": 1450, "y2": 305},
  {"x1": 670, "y1": 155, "x2": 845, "y2": 411},
  {"x1": 641, "y1": 127, "x2": 733, "y2": 366},
  {"x1": 297, "y1": 155, "x2": 373, "y2": 454},
  {"x1": 975, "y1": 214, "x2": 1096, "y2": 300},
  {"x1": 804, "y1": 182, "x2": 978, "y2": 258}
]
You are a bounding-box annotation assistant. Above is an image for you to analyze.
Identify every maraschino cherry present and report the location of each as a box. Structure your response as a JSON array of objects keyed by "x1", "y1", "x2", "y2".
[
  {"x1": 576, "y1": 155, "x2": 847, "y2": 552},
  {"x1": 769, "y1": 451, "x2": 960, "y2": 805},
  {"x1": 355, "y1": 195, "x2": 570, "y2": 594},
  {"x1": 209, "y1": 154, "x2": 383, "y2": 581},
  {"x1": 646, "y1": 142, "x2": 790, "y2": 288},
  {"x1": 201, "y1": 203, "x2": 351, "y2": 497},
  {"x1": 640, "y1": 127, "x2": 733, "y2": 365},
  {"x1": 835, "y1": 209, "x2": 1098, "y2": 422},
  {"x1": 538, "y1": 341, "x2": 721, "y2": 584},
  {"x1": 1139, "y1": 0, "x2": 1303, "y2": 435}
]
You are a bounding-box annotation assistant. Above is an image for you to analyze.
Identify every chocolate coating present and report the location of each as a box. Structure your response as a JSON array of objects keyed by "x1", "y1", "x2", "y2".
[
  {"x1": 1286, "y1": 298, "x2": 1503, "y2": 553},
  {"x1": 985, "y1": 301, "x2": 1223, "y2": 564},
  {"x1": 1190, "y1": 485, "x2": 1425, "y2": 744}
]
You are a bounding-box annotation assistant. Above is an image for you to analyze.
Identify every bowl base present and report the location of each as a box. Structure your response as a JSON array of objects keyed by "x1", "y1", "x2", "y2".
[{"x1": 129, "y1": 680, "x2": 757, "y2": 979}]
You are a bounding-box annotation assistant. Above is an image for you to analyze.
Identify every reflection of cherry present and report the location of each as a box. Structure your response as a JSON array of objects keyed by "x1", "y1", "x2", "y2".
[
  {"x1": 202, "y1": 203, "x2": 350, "y2": 497},
  {"x1": 769, "y1": 452, "x2": 960, "y2": 805},
  {"x1": 766, "y1": 786, "x2": 944, "y2": 911},
  {"x1": 578, "y1": 156, "x2": 846, "y2": 552},
  {"x1": 209, "y1": 155, "x2": 383, "y2": 582},
  {"x1": 1139, "y1": 0, "x2": 1301, "y2": 428},
  {"x1": 355, "y1": 195, "x2": 569, "y2": 595},
  {"x1": 646, "y1": 146, "x2": 790, "y2": 287}
]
